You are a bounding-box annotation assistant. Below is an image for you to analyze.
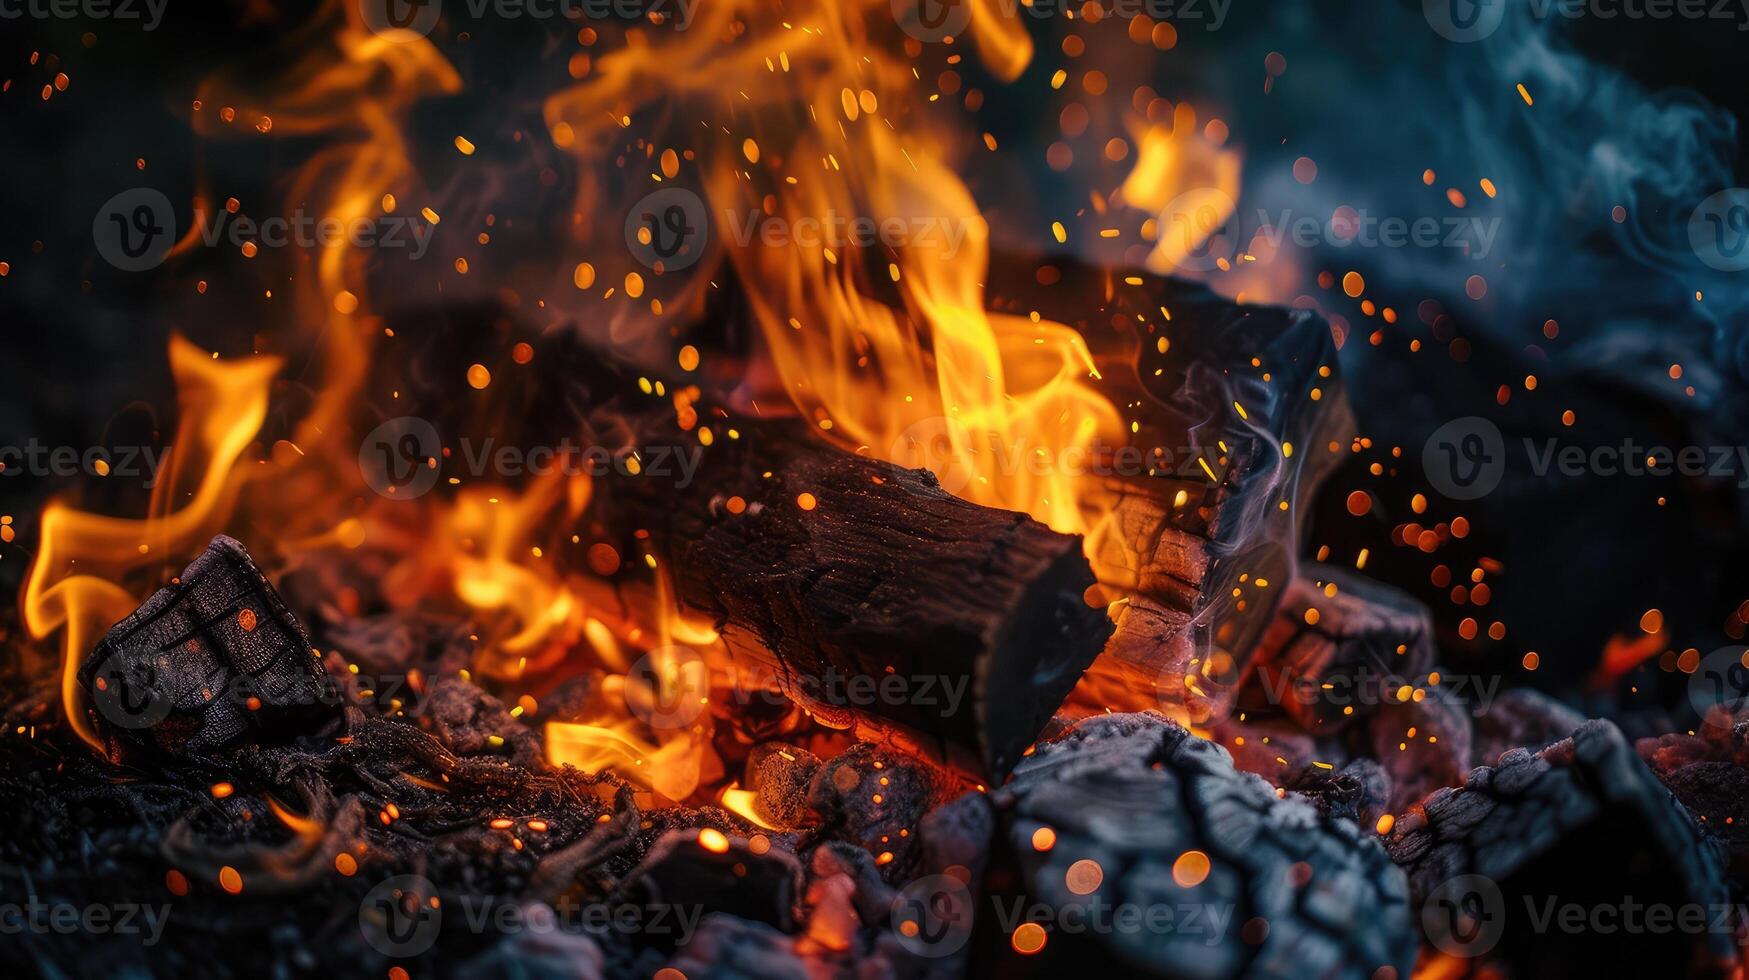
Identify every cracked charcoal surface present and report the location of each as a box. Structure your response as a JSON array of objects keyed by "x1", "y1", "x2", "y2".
[
  {"x1": 76, "y1": 535, "x2": 343, "y2": 758},
  {"x1": 1388, "y1": 719, "x2": 1737, "y2": 978},
  {"x1": 982, "y1": 712, "x2": 1414, "y2": 980}
]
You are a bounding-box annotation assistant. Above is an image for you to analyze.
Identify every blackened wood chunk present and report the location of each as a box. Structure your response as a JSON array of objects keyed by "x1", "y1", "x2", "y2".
[
  {"x1": 985, "y1": 713, "x2": 1413, "y2": 980},
  {"x1": 614, "y1": 829, "x2": 804, "y2": 951},
  {"x1": 606, "y1": 420, "x2": 1112, "y2": 782},
  {"x1": 1388, "y1": 720, "x2": 1736, "y2": 978},
  {"x1": 1247, "y1": 566, "x2": 1436, "y2": 734},
  {"x1": 76, "y1": 535, "x2": 342, "y2": 757},
  {"x1": 1471, "y1": 688, "x2": 1586, "y2": 767}
]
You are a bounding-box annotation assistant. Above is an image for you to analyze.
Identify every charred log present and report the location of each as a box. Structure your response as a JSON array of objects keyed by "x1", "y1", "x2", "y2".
[
  {"x1": 980, "y1": 712, "x2": 1414, "y2": 979},
  {"x1": 1388, "y1": 720, "x2": 1736, "y2": 977},
  {"x1": 597, "y1": 417, "x2": 1112, "y2": 783}
]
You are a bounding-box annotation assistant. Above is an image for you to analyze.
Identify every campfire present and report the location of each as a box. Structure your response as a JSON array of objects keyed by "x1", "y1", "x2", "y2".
[{"x1": 4, "y1": 2, "x2": 1748, "y2": 978}]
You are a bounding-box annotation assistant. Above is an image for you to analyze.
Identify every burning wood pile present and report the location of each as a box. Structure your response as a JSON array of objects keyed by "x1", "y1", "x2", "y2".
[{"x1": 0, "y1": 253, "x2": 1739, "y2": 980}]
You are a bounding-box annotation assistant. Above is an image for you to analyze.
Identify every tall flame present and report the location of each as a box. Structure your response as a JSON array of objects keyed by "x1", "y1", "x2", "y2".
[{"x1": 546, "y1": 3, "x2": 1121, "y2": 535}]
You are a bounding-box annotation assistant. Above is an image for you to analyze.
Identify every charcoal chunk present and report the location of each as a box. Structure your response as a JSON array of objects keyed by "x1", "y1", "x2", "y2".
[
  {"x1": 982, "y1": 712, "x2": 1413, "y2": 980},
  {"x1": 77, "y1": 535, "x2": 342, "y2": 757},
  {"x1": 1388, "y1": 720, "x2": 1736, "y2": 977},
  {"x1": 613, "y1": 829, "x2": 804, "y2": 951},
  {"x1": 809, "y1": 744, "x2": 945, "y2": 870},
  {"x1": 747, "y1": 742, "x2": 821, "y2": 831}
]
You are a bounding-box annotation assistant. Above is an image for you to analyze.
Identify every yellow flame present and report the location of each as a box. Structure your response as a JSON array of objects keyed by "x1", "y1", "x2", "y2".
[
  {"x1": 23, "y1": 339, "x2": 281, "y2": 748},
  {"x1": 546, "y1": 3, "x2": 1118, "y2": 536}
]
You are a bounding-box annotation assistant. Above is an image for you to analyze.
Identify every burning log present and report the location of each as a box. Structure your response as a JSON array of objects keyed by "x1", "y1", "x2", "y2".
[
  {"x1": 985, "y1": 262, "x2": 1353, "y2": 726},
  {"x1": 981, "y1": 713, "x2": 1414, "y2": 979},
  {"x1": 598, "y1": 416, "x2": 1112, "y2": 782},
  {"x1": 75, "y1": 535, "x2": 343, "y2": 759},
  {"x1": 1387, "y1": 720, "x2": 1736, "y2": 977}
]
